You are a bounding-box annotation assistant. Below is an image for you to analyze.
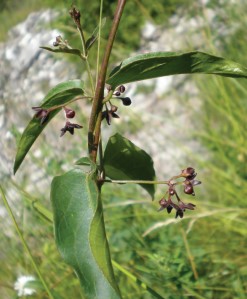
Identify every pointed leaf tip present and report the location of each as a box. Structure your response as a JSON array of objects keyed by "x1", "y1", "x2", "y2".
[{"x1": 107, "y1": 51, "x2": 247, "y2": 88}]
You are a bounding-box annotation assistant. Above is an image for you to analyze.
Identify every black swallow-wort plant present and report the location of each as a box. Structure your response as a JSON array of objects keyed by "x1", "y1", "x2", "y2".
[{"x1": 13, "y1": 1, "x2": 247, "y2": 298}]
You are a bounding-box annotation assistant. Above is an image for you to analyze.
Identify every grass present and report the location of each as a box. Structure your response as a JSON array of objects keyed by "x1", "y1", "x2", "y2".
[{"x1": 1, "y1": 1, "x2": 247, "y2": 298}]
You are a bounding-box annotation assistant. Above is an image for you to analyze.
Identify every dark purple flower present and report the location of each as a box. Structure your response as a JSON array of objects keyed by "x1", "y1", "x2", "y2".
[
  {"x1": 175, "y1": 209, "x2": 184, "y2": 219},
  {"x1": 102, "y1": 110, "x2": 120, "y2": 125},
  {"x1": 159, "y1": 198, "x2": 180, "y2": 215},
  {"x1": 159, "y1": 197, "x2": 196, "y2": 219},
  {"x1": 69, "y1": 7, "x2": 81, "y2": 28},
  {"x1": 181, "y1": 167, "x2": 197, "y2": 180},
  {"x1": 60, "y1": 121, "x2": 83, "y2": 137},
  {"x1": 179, "y1": 201, "x2": 196, "y2": 211},
  {"x1": 183, "y1": 178, "x2": 201, "y2": 196},
  {"x1": 32, "y1": 107, "x2": 49, "y2": 125}
]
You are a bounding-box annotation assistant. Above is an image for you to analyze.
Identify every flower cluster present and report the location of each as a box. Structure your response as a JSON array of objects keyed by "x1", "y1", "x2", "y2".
[
  {"x1": 158, "y1": 167, "x2": 201, "y2": 218},
  {"x1": 32, "y1": 106, "x2": 83, "y2": 137},
  {"x1": 53, "y1": 35, "x2": 70, "y2": 49},
  {"x1": 102, "y1": 85, "x2": 132, "y2": 126}
]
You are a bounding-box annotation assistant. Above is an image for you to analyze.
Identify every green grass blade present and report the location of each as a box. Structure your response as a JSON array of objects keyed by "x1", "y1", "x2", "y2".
[{"x1": 0, "y1": 186, "x2": 55, "y2": 299}]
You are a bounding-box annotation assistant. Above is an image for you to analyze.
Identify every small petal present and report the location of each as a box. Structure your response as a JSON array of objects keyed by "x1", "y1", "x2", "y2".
[
  {"x1": 175, "y1": 209, "x2": 184, "y2": 218},
  {"x1": 112, "y1": 112, "x2": 120, "y2": 119},
  {"x1": 60, "y1": 121, "x2": 83, "y2": 137},
  {"x1": 167, "y1": 205, "x2": 173, "y2": 214},
  {"x1": 190, "y1": 179, "x2": 201, "y2": 186}
]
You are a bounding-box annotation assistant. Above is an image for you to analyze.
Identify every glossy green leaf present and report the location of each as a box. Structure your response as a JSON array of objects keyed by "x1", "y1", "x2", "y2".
[
  {"x1": 107, "y1": 51, "x2": 247, "y2": 88},
  {"x1": 104, "y1": 133, "x2": 156, "y2": 199},
  {"x1": 40, "y1": 46, "x2": 82, "y2": 58},
  {"x1": 50, "y1": 167, "x2": 121, "y2": 299},
  {"x1": 14, "y1": 80, "x2": 84, "y2": 174}
]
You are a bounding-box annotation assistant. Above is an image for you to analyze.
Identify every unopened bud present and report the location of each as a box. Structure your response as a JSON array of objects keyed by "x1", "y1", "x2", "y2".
[
  {"x1": 117, "y1": 85, "x2": 126, "y2": 93},
  {"x1": 184, "y1": 184, "x2": 195, "y2": 196},
  {"x1": 121, "y1": 97, "x2": 132, "y2": 106},
  {"x1": 111, "y1": 105, "x2": 118, "y2": 113},
  {"x1": 64, "y1": 107, "x2": 75, "y2": 118}
]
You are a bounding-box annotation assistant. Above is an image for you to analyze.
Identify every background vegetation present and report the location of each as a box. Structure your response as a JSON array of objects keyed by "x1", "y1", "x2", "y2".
[{"x1": 0, "y1": 0, "x2": 246, "y2": 298}]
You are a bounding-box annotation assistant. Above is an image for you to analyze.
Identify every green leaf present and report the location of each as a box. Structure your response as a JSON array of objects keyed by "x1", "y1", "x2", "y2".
[
  {"x1": 50, "y1": 167, "x2": 121, "y2": 299},
  {"x1": 107, "y1": 51, "x2": 247, "y2": 88},
  {"x1": 40, "y1": 46, "x2": 82, "y2": 58},
  {"x1": 14, "y1": 80, "x2": 84, "y2": 174},
  {"x1": 103, "y1": 133, "x2": 156, "y2": 199},
  {"x1": 75, "y1": 156, "x2": 91, "y2": 166}
]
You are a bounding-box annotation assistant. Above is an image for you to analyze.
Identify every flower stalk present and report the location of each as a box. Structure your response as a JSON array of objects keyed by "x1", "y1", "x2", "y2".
[{"x1": 88, "y1": 0, "x2": 127, "y2": 163}]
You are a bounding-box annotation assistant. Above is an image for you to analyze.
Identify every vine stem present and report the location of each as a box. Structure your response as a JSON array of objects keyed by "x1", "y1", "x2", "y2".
[
  {"x1": 96, "y1": 0, "x2": 104, "y2": 84},
  {"x1": 0, "y1": 186, "x2": 55, "y2": 299},
  {"x1": 77, "y1": 18, "x2": 95, "y2": 95},
  {"x1": 102, "y1": 179, "x2": 169, "y2": 185},
  {"x1": 88, "y1": 0, "x2": 127, "y2": 162}
]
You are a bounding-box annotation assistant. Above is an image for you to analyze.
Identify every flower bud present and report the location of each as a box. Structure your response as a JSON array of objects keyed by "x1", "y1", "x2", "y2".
[
  {"x1": 111, "y1": 105, "x2": 118, "y2": 113},
  {"x1": 121, "y1": 97, "x2": 132, "y2": 106},
  {"x1": 64, "y1": 107, "x2": 75, "y2": 118},
  {"x1": 184, "y1": 183, "x2": 195, "y2": 196},
  {"x1": 117, "y1": 85, "x2": 126, "y2": 93},
  {"x1": 169, "y1": 186, "x2": 175, "y2": 196}
]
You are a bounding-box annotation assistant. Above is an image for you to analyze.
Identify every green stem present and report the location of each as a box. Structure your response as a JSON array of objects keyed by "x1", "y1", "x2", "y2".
[
  {"x1": 102, "y1": 90, "x2": 114, "y2": 104},
  {"x1": 88, "y1": 0, "x2": 127, "y2": 162},
  {"x1": 78, "y1": 23, "x2": 95, "y2": 95},
  {"x1": 96, "y1": 0, "x2": 104, "y2": 84},
  {"x1": 85, "y1": 60, "x2": 95, "y2": 95},
  {"x1": 181, "y1": 228, "x2": 199, "y2": 280},
  {"x1": 0, "y1": 186, "x2": 55, "y2": 299},
  {"x1": 103, "y1": 179, "x2": 169, "y2": 185}
]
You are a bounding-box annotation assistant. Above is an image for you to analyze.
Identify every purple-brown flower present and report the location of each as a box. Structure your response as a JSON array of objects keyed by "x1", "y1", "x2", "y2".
[
  {"x1": 102, "y1": 109, "x2": 120, "y2": 125},
  {"x1": 158, "y1": 167, "x2": 201, "y2": 219},
  {"x1": 183, "y1": 178, "x2": 201, "y2": 196},
  {"x1": 60, "y1": 121, "x2": 83, "y2": 137},
  {"x1": 181, "y1": 167, "x2": 197, "y2": 180},
  {"x1": 32, "y1": 107, "x2": 49, "y2": 125}
]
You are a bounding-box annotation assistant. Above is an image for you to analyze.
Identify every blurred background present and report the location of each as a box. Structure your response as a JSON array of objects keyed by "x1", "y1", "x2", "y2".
[{"x1": 0, "y1": 0, "x2": 247, "y2": 298}]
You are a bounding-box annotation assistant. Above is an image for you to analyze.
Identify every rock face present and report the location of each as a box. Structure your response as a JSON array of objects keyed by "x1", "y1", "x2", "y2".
[{"x1": 0, "y1": 10, "x2": 77, "y2": 180}]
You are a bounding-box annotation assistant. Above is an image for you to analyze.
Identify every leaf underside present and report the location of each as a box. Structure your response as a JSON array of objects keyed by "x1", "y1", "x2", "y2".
[
  {"x1": 40, "y1": 46, "x2": 82, "y2": 57},
  {"x1": 50, "y1": 167, "x2": 121, "y2": 299},
  {"x1": 106, "y1": 51, "x2": 247, "y2": 88},
  {"x1": 13, "y1": 80, "x2": 84, "y2": 174},
  {"x1": 104, "y1": 133, "x2": 156, "y2": 199}
]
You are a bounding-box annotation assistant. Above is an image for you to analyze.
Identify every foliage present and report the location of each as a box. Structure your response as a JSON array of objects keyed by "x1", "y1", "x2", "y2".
[{"x1": 1, "y1": 1, "x2": 247, "y2": 299}]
